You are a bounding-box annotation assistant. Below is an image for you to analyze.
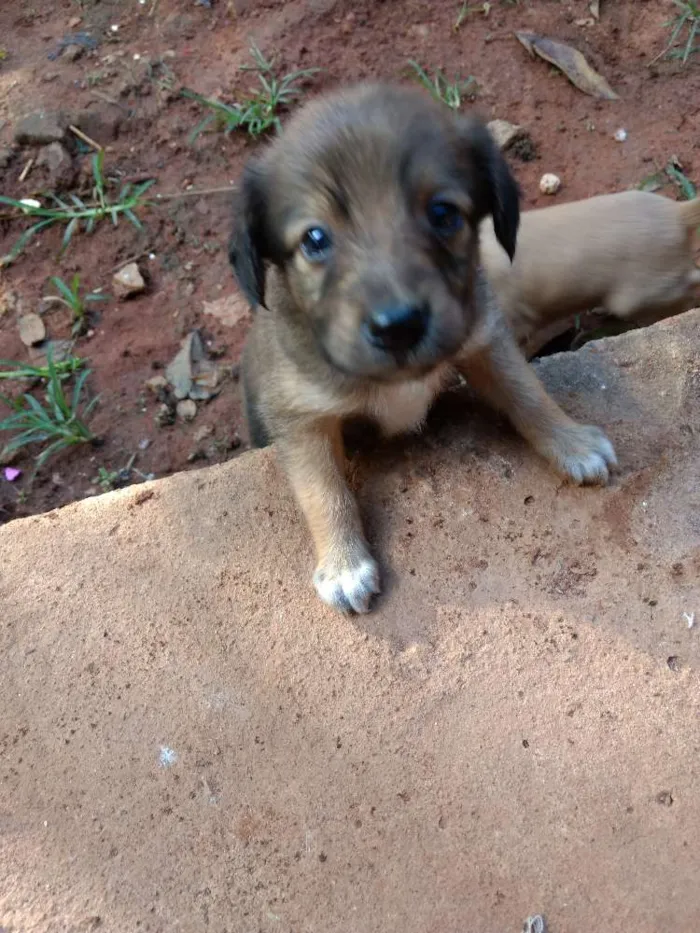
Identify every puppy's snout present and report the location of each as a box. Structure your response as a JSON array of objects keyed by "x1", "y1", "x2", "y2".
[{"x1": 364, "y1": 303, "x2": 430, "y2": 354}]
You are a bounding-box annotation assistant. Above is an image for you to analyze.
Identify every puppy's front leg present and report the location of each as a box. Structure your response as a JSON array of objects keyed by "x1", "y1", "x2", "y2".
[
  {"x1": 458, "y1": 327, "x2": 617, "y2": 485},
  {"x1": 277, "y1": 419, "x2": 380, "y2": 614}
]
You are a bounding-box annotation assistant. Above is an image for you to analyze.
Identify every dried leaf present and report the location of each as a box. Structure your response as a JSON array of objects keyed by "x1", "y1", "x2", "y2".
[
  {"x1": 516, "y1": 31, "x2": 618, "y2": 100},
  {"x1": 590, "y1": 0, "x2": 600, "y2": 21}
]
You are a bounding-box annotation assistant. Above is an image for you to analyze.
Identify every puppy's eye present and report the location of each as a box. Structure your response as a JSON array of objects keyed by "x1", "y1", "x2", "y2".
[
  {"x1": 426, "y1": 199, "x2": 464, "y2": 236},
  {"x1": 300, "y1": 226, "x2": 333, "y2": 262}
]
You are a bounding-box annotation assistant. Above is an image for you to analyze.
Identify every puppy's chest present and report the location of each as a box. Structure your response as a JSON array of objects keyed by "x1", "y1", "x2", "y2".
[{"x1": 363, "y1": 368, "x2": 449, "y2": 436}]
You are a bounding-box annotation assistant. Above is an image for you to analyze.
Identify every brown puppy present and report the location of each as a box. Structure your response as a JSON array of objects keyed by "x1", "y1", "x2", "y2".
[
  {"x1": 480, "y1": 190, "x2": 700, "y2": 347},
  {"x1": 229, "y1": 84, "x2": 616, "y2": 614}
]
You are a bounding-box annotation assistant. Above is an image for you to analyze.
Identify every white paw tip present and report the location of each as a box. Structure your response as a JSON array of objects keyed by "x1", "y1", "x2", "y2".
[{"x1": 314, "y1": 558, "x2": 380, "y2": 614}]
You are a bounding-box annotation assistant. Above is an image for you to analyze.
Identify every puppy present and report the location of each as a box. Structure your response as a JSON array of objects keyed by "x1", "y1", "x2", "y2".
[
  {"x1": 229, "y1": 84, "x2": 616, "y2": 614},
  {"x1": 480, "y1": 190, "x2": 700, "y2": 348}
]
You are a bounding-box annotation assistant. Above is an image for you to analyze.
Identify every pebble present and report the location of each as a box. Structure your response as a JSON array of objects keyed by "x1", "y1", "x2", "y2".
[
  {"x1": 176, "y1": 399, "x2": 197, "y2": 422},
  {"x1": 155, "y1": 403, "x2": 176, "y2": 427},
  {"x1": 18, "y1": 313, "x2": 46, "y2": 347},
  {"x1": 113, "y1": 262, "x2": 146, "y2": 299},
  {"x1": 165, "y1": 330, "x2": 221, "y2": 402},
  {"x1": 36, "y1": 142, "x2": 76, "y2": 190},
  {"x1": 539, "y1": 173, "x2": 561, "y2": 195},
  {"x1": 144, "y1": 375, "x2": 168, "y2": 393},
  {"x1": 193, "y1": 424, "x2": 214, "y2": 444},
  {"x1": 14, "y1": 110, "x2": 69, "y2": 146},
  {"x1": 0, "y1": 289, "x2": 21, "y2": 317},
  {"x1": 62, "y1": 44, "x2": 85, "y2": 63},
  {"x1": 487, "y1": 119, "x2": 527, "y2": 151}
]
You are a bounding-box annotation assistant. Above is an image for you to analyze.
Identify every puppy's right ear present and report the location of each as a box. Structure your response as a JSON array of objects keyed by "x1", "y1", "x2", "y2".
[{"x1": 229, "y1": 161, "x2": 269, "y2": 309}]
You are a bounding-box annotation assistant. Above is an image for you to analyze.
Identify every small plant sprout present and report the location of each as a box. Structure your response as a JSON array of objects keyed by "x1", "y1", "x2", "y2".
[
  {"x1": 653, "y1": 1, "x2": 700, "y2": 65},
  {"x1": 182, "y1": 42, "x2": 319, "y2": 140},
  {"x1": 44, "y1": 274, "x2": 107, "y2": 336},
  {"x1": 0, "y1": 350, "x2": 99, "y2": 473},
  {"x1": 0, "y1": 150, "x2": 155, "y2": 266},
  {"x1": 454, "y1": 2, "x2": 492, "y2": 30},
  {"x1": 408, "y1": 60, "x2": 478, "y2": 110}
]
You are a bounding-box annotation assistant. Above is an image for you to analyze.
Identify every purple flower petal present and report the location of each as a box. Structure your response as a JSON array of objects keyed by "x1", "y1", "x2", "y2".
[{"x1": 4, "y1": 467, "x2": 21, "y2": 482}]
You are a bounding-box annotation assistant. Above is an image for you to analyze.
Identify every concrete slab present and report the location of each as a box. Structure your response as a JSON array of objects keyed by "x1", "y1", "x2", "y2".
[{"x1": 1, "y1": 312, "x2": 699, "y2": 933}]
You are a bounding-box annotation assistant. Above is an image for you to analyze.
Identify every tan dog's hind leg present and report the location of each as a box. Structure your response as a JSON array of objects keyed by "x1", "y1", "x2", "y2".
[
  {"x1": 459, "y1": 329, "x2": 617, "y2": 485},
  {"x1": 278, "y1": 419, "x2": 380, "y2": 613}
]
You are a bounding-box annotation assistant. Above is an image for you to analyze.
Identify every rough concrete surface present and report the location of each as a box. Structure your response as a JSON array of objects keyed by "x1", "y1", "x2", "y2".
[{"x1": 2, "y1": 311, "x2": 700, "y2": 933}]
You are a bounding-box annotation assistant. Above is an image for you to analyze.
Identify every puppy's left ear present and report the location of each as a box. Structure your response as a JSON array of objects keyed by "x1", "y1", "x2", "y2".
[
  {"x1": 456, "y1": 116, "x2": 521, "y2": 262},
  {"x1": 229, "y1": 159, "x2": 271, "y2": 309}
]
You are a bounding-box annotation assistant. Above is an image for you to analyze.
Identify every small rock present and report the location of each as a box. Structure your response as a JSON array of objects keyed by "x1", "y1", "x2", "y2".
[
  {"x1": 166, "y1": 337, "x2": 195, "y2": 400},
  {"x1": 155, "y1": 403, "x2": 176, "y2": 427},
  {"x1": 68, "y1": 15, "x2": 82, "y2": 28},
  {"x1": 113, "y1": 262, "x2": 146, "y2": 299},
  {"x1": 18, "y1": 313, "x2": 46, "y2": 347},
  {"x1": 166, "y1": 330, "x2": 221, "y2": 402},
  {"x1": 539, "y1": 173, "x2": 562, "y2": 196},
  {"x1": 63, "y1": 44, "x2": 84, "y2": 63},
  {"x1": 177, "y1": 399, "x2": 197, "y2": 422},
  {"x1": 29, "y1": 339, "x2": 73, "y2": 366},
  {"x1": 0, "y1": 147, "x2": 14, "y2": 170},
  {"x1": 193, "y1": 424, "x2": 214, "y2": 445},
  {"x1": 0, "y1": 289, "x2": 21, "y2": 318},
  {"x1": 613, "y1": 128, "x2": 628, "y2": 143},
  {"x1": 190, "y1": 365, "x2": 220, "y2": 401},
  {"x1": 14, "y1": 110, "x2": 69, "y2": 146},
  {"x1": 487, "y1": 119, "x2": 528, "y2": 152},
  {"x1": 144, "y1": 375, "x2": 168, "y2": 394},
  {"x1": 36, "y1": 141, "x2": 76, "y2": 190}
]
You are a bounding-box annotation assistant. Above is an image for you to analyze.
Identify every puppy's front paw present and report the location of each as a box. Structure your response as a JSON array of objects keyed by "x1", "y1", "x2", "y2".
[
  {"x1": 313, "y1": 546, "x2": 380, "y2": 614},
  {"x1": 542, "y1": 423, "x2": 617, "y2": 486}
]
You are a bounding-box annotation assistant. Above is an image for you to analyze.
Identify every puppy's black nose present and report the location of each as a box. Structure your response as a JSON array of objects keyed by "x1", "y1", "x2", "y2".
[{"x1": 365, "y1": 303, "x2": 429, "y2": 353}]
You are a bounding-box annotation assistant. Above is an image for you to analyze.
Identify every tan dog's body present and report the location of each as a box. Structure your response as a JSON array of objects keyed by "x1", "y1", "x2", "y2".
[
  {"x1": 480, "y1": 190, "x2": 700, "y2": 344},
  {"x1": 231, "y1": 85, "x2": 616, "y2": 614}
]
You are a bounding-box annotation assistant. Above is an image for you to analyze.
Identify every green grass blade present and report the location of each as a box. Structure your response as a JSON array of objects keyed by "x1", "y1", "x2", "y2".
[
  {"x1": 61, "y1": 217, "x2": 79, "y2": 254},
  {"x1": 124, "y1": 208, "x2": 143, "y2": 230}
]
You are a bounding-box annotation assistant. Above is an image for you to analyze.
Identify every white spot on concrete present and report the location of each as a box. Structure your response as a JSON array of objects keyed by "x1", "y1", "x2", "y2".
[
  {"x1": 683, "y1": 612, "x2": 695, "y2": 629},
  {"x1": 159, "y1": 745, "x2": 178, "y2": 767}
]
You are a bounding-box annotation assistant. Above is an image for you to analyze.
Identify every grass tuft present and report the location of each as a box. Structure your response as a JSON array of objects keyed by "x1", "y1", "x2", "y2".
[
  {"x1": 654, "y1": 1, "x2": 700, "y2": 64},
  {"x1": 44, "y1": 274, "x2": 107, "y2": 337},
  {"x1": 0, "y1": 350, "x2": 99, "y2": 472},
  {"x1": 182, "y1": 42, "x2": 319, "y2": 141},
  {"x1": 408, "y1": 60, "x2": 478, "y2": 110},
  {"x1": 0, "y1": 151, "x2": 154, "y2": 266}
]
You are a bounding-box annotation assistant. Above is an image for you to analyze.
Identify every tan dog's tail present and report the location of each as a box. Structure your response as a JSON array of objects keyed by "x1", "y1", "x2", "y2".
[{"x1": 678, "y1": 197, "x2": 700, "y2": 230}]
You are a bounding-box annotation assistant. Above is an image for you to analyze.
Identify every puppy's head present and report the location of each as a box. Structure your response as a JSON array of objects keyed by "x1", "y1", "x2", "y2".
[{"x1": 230, "y1": 83, "x2": 519, "y2": 381}]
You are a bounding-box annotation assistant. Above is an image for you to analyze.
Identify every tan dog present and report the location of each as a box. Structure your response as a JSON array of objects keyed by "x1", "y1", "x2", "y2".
[
  {"x1": 480, "y1": 190, "x2": 700, "y2": 347},
  {"x1": 229, "y1": 84, "x2": 616, "y2": 614}
]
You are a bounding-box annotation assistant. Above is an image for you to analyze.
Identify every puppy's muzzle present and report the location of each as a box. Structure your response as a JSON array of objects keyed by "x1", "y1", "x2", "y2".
[{"x1": 363, "y1": 302, "x2": 430, "y2": 355}]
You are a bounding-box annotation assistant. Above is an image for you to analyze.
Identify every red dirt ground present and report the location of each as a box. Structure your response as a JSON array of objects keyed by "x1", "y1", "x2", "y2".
[{"x1": 1, "y1": 0, "x2": 699, "y2": 523}]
